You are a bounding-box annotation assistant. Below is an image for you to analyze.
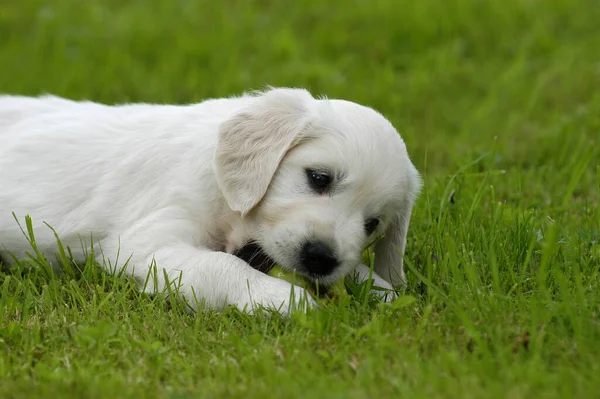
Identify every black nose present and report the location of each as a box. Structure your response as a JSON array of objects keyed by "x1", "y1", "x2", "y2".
[{"x1": 301, "y1": 241, "x2": 338, "y2": 275}]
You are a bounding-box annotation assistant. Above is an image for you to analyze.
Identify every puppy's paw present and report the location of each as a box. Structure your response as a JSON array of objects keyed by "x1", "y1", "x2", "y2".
[
  {"x1": 350, "y1": 264, "x2": 398, "y2": 302},
  {"x1": 371, "y1": 285, "x2": 398, "y2": 303},
  {"x1": 239, "y1": 277, "x2": 317, "y2": 315}
]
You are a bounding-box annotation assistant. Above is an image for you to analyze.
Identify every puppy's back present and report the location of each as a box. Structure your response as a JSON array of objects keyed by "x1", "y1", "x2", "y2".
[{"x1": 0, "y1": 95, "x2": 82, "y2": 131}]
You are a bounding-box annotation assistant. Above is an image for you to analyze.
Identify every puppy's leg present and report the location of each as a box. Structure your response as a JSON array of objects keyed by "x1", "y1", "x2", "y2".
[
  {"x1": 99, "y1": 213, "x2": 316, "y2": 314},
  {"x1": 147, "y1": 245, "x2": 315, "y2": 313},
  {"x1": 106, "y1": 241, "x2": 316, "y2": 314},
  {"x1": 351, "y1": 263, "x2": 398, "y2": 302}
]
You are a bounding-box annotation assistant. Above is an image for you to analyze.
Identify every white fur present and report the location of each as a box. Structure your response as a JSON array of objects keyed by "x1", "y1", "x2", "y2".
[{"x1": 0, "y1": 88, "x2": 421, "y2": 314}]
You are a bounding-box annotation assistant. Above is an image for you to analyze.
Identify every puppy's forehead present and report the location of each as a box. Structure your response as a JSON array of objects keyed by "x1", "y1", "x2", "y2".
[
  {"x1": 312, "y1": 99, "x2": 410, "y2": 174},
  {"x1": 287, "y1": 99, "x2": 413, "y2": 207},
  {"x1": 316, "y1": 99, "x2": 402, "y2": 141}
]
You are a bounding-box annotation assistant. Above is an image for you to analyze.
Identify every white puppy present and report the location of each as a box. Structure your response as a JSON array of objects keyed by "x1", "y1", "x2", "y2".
[{"x1": 0, "y1": 88, "x2": 421, "y2": 314}]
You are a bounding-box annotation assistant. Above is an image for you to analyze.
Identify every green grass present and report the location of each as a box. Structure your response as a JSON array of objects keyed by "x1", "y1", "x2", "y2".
[{"x1": 1, "y1": 0, "x2": 600, "y2": 397}]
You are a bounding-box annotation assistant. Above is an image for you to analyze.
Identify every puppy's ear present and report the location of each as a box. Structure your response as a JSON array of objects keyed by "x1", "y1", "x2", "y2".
[
  {"x1": 215, "y1": 88, "x2": 316, "y2": 215},
  {"x1": 374, "y1": 164, "x2": 422, "y2": 287}
]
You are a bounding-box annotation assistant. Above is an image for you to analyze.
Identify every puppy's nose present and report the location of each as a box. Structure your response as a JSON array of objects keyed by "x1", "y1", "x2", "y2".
[{"x1": 301, "y1": 241, "x2": 338, "y2": 275}]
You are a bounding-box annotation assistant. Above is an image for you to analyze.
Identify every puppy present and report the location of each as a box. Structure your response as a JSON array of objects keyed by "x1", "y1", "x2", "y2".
[{"x1": 0, "y1": 88, "x2": 421, "y2": 314}]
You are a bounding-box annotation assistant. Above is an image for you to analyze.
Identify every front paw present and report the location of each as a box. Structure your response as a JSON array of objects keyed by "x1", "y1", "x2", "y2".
[
  {"x1": 370, "y1": 284, "x2": 398, "y2": 303},
  {"x1": 239, "y1": 277, "x2": 317, "y2": 315},
  {"x1": 350, "y1": 265, "x2": 398, "y2": 302}
]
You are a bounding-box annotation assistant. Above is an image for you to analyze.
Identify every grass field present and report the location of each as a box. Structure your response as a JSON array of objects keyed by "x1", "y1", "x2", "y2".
[{"x1": 1, "y1": 0, "x2": 600, "y2": 397}]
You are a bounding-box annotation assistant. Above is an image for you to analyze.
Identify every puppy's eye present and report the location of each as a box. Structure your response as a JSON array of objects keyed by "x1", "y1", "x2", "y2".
[
  {"x1": 306, "y1": 170, "x2": 331, "y2": 193},
  {"x1": 364, "y1": 218, "x2": 380, "y2": 236}
]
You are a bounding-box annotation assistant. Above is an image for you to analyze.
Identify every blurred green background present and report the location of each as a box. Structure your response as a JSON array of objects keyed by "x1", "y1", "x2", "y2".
[{"x1": 2, "y1": 0, "x2": 598, "y2": 177}]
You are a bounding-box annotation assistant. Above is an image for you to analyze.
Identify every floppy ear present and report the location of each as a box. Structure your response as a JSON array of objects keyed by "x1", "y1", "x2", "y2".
[
  {"x1": 374, "y1": 164, "x2": 422, "y2": 287},
  {"x1": 214, "y1": 88, "x2": 316, "y2": 215}
]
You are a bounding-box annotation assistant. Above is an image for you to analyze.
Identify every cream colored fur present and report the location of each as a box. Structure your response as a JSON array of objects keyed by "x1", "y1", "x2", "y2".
[{"x1": 0, "y1": 87, "x2": 421, "y2": 314}]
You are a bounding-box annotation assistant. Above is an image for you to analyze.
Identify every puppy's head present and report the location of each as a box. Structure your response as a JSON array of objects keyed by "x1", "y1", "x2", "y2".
[{"x1": 215, "y1": 88, "x2": 421, "y2": 287}]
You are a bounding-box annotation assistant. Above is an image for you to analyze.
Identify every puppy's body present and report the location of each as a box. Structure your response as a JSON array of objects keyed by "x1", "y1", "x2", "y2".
[
  {"x1": 1, "y1": 95, "x2": 243, "y2": 260},
  {"x1": 0, "y1": 88, "x2": 420, "y2": 314}
]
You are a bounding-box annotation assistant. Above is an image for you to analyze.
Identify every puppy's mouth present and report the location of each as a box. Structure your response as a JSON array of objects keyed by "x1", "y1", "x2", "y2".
[
  {"x1": 232, "y1": 242, "x2": 277, "y2": 274},
  {"x1": 232, "y1": 242, "x2": 332, "y2": 295}
]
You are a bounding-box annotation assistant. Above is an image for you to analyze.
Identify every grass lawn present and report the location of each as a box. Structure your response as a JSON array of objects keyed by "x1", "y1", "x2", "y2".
[{"x1": 1, "y1": 0, "x2": 600, "y2": 397}]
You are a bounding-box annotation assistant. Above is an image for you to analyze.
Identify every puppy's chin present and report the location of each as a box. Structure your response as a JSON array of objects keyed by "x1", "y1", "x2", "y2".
[{"x1": 232, "y1": 243, "x2": 278, "y2": 274}]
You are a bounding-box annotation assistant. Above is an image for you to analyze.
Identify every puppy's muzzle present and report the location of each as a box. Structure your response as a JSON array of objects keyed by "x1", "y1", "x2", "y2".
[{"x1": 300, "y1": 241, "x2": 338, "y2": 276}]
